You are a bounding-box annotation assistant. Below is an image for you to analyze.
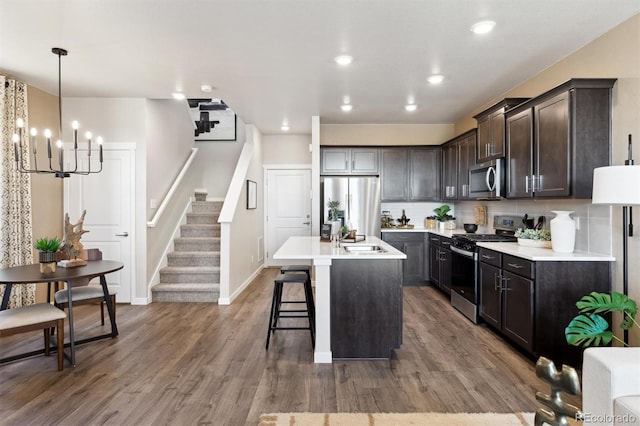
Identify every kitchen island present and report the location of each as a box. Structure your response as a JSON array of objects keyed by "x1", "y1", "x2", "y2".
[{"x1": 273, "y1": 236, "x2": 406, "y2": 363}]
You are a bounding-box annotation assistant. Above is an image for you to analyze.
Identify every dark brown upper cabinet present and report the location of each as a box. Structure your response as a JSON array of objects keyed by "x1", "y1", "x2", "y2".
[
  {"x1": 380, "y1": 147, "x2": 441, "y2": 202},
  {"x1": 505, "y1": 78, "x2": 616, "y2": 199},
  {"x1": 441, "y1": 129, "x2": 477, "y2": 201},
  {"x1": 474, "y1": 98, "x2": 529, "y2": 163}
]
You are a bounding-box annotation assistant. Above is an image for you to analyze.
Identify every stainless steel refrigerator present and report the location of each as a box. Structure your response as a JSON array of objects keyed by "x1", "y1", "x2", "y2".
[{"x1": 321, "y1": 177, "x2": 381, "y2": 236}]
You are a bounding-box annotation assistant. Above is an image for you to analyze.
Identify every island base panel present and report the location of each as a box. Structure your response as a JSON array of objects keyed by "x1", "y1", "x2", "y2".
[{"x1": 330, "y1": 259, "x2": 403, "y2": 359}]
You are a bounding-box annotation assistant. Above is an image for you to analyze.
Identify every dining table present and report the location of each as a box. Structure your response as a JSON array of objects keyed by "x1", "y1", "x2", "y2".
[{"x1": 0, "y1": 260, "x2": 123, "y2": 366}]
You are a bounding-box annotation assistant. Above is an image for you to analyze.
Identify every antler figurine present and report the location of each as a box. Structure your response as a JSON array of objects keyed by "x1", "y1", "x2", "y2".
[{"x1": 60, "y1": 210, "x2": 90, "y2": 265}]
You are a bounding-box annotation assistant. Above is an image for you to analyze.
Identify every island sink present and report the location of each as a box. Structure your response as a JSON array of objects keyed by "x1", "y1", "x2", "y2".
[{"x1": 343, "y1": 245, "x2": 387, "y2": 254}]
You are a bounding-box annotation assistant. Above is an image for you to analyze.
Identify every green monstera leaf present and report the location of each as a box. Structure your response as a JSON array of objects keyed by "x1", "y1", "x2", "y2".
[
  {"x1": 565, "y1": 313, "x2": 613, "y2": 347},
  {"x1": 576, "y1": 291, "x2": 638, "y2": 330}
]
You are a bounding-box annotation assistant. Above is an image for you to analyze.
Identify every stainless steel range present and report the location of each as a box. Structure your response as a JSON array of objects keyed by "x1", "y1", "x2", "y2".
[{"x1": 450, "y1": 215, "x2": 520, "y2": 323}]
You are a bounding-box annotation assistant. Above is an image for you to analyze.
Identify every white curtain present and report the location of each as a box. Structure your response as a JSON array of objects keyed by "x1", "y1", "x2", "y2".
[{"x1": 0, "y1": 76, "x2": 35, "y2": 307}]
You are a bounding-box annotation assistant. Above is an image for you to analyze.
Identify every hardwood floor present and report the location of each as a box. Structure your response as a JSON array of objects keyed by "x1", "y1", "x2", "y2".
[{"x1": 0, "y1": 268, "x2": 550, "y2": 425}]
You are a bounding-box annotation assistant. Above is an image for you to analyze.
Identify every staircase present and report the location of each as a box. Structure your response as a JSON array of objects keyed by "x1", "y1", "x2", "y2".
[{"x1": 151, "y1": 196, "x2": 222, "y2": 303}]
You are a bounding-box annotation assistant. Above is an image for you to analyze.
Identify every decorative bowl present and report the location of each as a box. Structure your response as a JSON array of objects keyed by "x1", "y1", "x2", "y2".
[
  {"x1": 463, "y1": 223, "x2": 478, "y2": 233},
  {"x1": 517, "y1": 238, "x2": 552, "y2": 248}
]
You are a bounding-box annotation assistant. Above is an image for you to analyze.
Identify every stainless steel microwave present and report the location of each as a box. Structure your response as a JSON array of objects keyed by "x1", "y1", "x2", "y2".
[{"x1": 468, "y1": 158, "x2": 505, "y2": 199}]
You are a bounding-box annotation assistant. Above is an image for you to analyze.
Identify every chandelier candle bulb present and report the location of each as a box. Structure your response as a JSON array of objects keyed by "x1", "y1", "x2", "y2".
[
  {"x1": 12, "y1": 134, "x2": 19, "y2": 162},
  {"x1": 30, "y1": 128, "x2": 37, "y2": 154},
  {"x1": 57, "y1": 140, "x2": 63, "y2": 170},
  {"x1": 16, "y1": 118, "x2": 24, "y2": 128},
  {"x1": 98, "y1": 137, "x2": 103, "y2": 163},
  {"x1": 86, "y1": 131, "x2": 92, "y2": 156},
  {"x1": 72, "y1": 120, "x2": 78, "y2": 149}
]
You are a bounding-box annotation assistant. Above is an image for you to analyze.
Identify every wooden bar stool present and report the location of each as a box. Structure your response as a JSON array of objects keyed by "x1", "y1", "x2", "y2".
[{"x1": 266, "y1": 272, "x2": 315, "y2": 350}]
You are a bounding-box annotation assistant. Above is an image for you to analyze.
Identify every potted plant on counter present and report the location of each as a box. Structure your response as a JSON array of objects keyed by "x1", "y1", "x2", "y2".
[
  {"x1": 35, "y1": 236, "x2": 61, "y2": 273},
  {"x1": 514, "y1": 228, "x2": 551, "y2": 248},
  {"x1": 433, "y1": 205, "x2": 455, "y2": 231},
  {"x1": 327, "y1": 199, "x2": 342, "y2": 236}
]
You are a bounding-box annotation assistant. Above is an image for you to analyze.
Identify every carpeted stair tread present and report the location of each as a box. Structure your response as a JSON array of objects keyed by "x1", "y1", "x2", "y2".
[
  {"x1": 160, "y1": 266, "x2": 220, "y2": 273},
  {"x1": 152, "y1": 283, "x2": 220, "y2": 291}
]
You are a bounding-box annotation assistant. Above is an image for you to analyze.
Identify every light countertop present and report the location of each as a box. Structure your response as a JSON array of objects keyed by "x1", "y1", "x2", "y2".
[
  {"x1": 477, "y1": 242, "x2": 615, "y2": 262},
  {"x1": 273, "y1": 236, "x2": 406, "y2": 260},
  {"x1": 381, "y1": 227, "x2": 466, "y2": 238},
  {"x1": 380, "y1": 228, "x2": 614, "y2": 261}
]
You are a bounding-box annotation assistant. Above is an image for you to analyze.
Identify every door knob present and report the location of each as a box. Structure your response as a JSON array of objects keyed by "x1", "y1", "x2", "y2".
[
  {"x1": 302, "y1": 222, "x2": 311, "y2": 225},
  {"x1": 115, "y1": 232, "x2": 129, "y2": 237}
]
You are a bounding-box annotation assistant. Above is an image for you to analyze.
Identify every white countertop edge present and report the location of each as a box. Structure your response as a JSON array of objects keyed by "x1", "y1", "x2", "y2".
[
  {"x1": 381, "y1": 228, "x2": 467, "y2": 238},
  {"x1": 273, "y1": 236, "x2": 407, "y2": 260},
  {"x1": 476, "y1": 242, "x2": 615, "y2": 261}
]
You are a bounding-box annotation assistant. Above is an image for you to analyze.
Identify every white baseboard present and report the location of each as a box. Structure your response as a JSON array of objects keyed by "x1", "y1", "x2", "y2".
[
  {"x1": 218, "y1": 265, "x2": 263, "y2": 305},
  {"x1": 131, "y1": 297, "x2": 149, "y2": 305},
  {"x1": 314, "y1": 351, "x2": 333, "y2": 363}
]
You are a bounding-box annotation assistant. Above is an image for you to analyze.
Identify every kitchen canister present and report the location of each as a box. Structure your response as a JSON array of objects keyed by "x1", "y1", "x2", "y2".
[{"x1": 550, "y1": 211, "x2": 576, "y2": 253}]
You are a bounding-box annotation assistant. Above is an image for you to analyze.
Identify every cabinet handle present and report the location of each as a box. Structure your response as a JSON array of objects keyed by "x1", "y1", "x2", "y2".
[
  {"x1": 507, "y1": 262, "x2": 523, "y2": 269},
  {"x1": 501, "y1": 277, "x2": 511, "y2": 291},
  {"x1": 486, "y1": 144, "x2": 489, "y2": 157},
  {"x1": 533, "y1": 174, "x2": 541, "y2": 192},
  {"x1": 351, "y1": 160, "x2": 355, "y2": 170},
  {"x1": 494, "y1": 273, "x2": 502, "y2": 290},
  {"x1": 525, "y1": 175, "x2": 530, "y2": 193},
  {"x1": 481, "y1": 254, "x2": 494, "y2": 260}
]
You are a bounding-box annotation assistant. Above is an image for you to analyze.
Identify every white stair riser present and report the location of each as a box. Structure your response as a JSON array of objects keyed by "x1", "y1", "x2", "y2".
[{"x1": 152, "y1": 291, "x2": 219, "y2": 303}]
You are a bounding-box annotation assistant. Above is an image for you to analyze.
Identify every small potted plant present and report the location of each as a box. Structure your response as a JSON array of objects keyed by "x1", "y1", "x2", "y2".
[
  {"x1": 565, "y1": 291, "x2": 638, "y2": 347},
  {"x1": 327, "y1": 199, "x2": 342, "y2": 235},
  {"x1": 35, "y1": 236, "x2": 61, "y2": 273},
  {"x1": 433, "y1": 205, "x2": 455, "y2": 231},
  {"x1": 514, "y1": 228, "x2": 551, "y2": 248}
]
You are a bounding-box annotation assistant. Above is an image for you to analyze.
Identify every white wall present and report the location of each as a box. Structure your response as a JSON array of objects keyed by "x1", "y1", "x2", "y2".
[
  {"x1": 193, "y1": 124, "x2": 246, "y2": 198},
  {"x1": 62, "y1": 97, "x2": 148, "y2": 302},
  {"x1": 320, "y1": 123, "x2": 454, "y2": 146},
  {"x1": 263, "y1": 134, "x2": 311, "y2": 165},
  {"x1": 227, "y1": 125, "x2": 264, "y2": 300},
  {"x1": 146, "y1": 100, "x2": 195, "y2": 219}
]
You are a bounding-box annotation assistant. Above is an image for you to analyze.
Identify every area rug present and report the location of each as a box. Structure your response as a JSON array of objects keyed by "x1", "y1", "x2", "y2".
[{"x1": 258, "y1": 412, "x2": 535, "y2": 426}]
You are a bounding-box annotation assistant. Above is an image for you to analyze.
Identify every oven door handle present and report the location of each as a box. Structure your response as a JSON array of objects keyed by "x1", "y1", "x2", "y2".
[{"x1": 451, "y1": 245, "x2": 477, "y2": 260}]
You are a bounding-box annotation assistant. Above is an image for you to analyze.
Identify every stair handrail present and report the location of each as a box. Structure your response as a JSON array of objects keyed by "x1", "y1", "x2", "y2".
[{"x1": 147, "y1": 147, "x2": 199, "y2": 228}]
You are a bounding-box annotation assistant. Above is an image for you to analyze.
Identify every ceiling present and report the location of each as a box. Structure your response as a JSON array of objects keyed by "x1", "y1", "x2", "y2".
[{"x1": 1, "y1": 1, "x2": 638, "y2": 135}]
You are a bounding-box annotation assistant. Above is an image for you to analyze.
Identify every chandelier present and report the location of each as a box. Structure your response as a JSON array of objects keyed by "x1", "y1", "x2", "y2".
[{"x1": 12, "y1": 47, "x2": 103, "y2": 178}]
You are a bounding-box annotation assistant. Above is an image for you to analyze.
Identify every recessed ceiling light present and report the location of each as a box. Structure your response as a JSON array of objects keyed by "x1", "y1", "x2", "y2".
[
  {"x1": 281, "y1": 124, "x2": 290, "y2": 131},
  {"x1": 405, "y1": 104, "x2": 417, "y2": 112},
  {"x1": 200, "y1": 85, "x2": 213, "y2": 93},
  {"x1": 341, "y1": 104, "x2": 353, "y2": 112},
  {"x1": 334, "y1": 54, "x2": 353, "y2": 66},
  {"x1": 427, "y1": 75, "x2": 444, "y2": 85},
  {"x1": 172, "y1": 92, "x2": 186, "y2": 100},
  {"x1": 470, "y1": 20, "x2": 496, "y2": 35}
]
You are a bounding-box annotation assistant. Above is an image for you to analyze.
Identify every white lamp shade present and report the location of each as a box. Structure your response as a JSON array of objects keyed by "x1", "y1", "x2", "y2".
[{"x1": 592, "y1": 165, "x2": 640, "y2": 205}]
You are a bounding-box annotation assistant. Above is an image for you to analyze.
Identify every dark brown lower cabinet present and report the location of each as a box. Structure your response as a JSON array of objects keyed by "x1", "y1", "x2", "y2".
[
  {"x1": 330, "y1": 259, "x2": 403, "y2": 359},
  {"x1": 381, "y1": 232, "x2": 427, "y2": 285},
  {"x1": 428, "y1": 235, "x2": 452, "y2": 294},
  {"x1": 479, "y1": 248, "x2": 610, "y2": 367}
]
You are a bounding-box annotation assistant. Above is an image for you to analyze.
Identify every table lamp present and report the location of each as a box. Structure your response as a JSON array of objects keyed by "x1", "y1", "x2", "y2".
[{"x1": 592, "y1": 135, "x2": 640, "y2": 344}]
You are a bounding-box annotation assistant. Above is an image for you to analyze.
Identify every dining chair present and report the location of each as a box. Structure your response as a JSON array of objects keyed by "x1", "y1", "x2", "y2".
[
  {"x1": 0, "y1": 303, "x2": 66, "y2": 370},
  {"x1": 51, "y1": 282, "x2": 117, "y2": 327}
]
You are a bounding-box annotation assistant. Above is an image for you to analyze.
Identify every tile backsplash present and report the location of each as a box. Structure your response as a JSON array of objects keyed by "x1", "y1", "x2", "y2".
[{"x1": 382, "y1": 199, "x2": 612, "y2": 255}]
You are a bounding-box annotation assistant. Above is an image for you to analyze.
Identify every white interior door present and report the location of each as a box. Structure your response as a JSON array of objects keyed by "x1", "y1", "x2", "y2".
[
  {"x1": 266, "y1": 168, "x2": 312, "y2": 266},
  {"x1": 64, "y1": 146, "x2": 134, "y2": 303}
]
